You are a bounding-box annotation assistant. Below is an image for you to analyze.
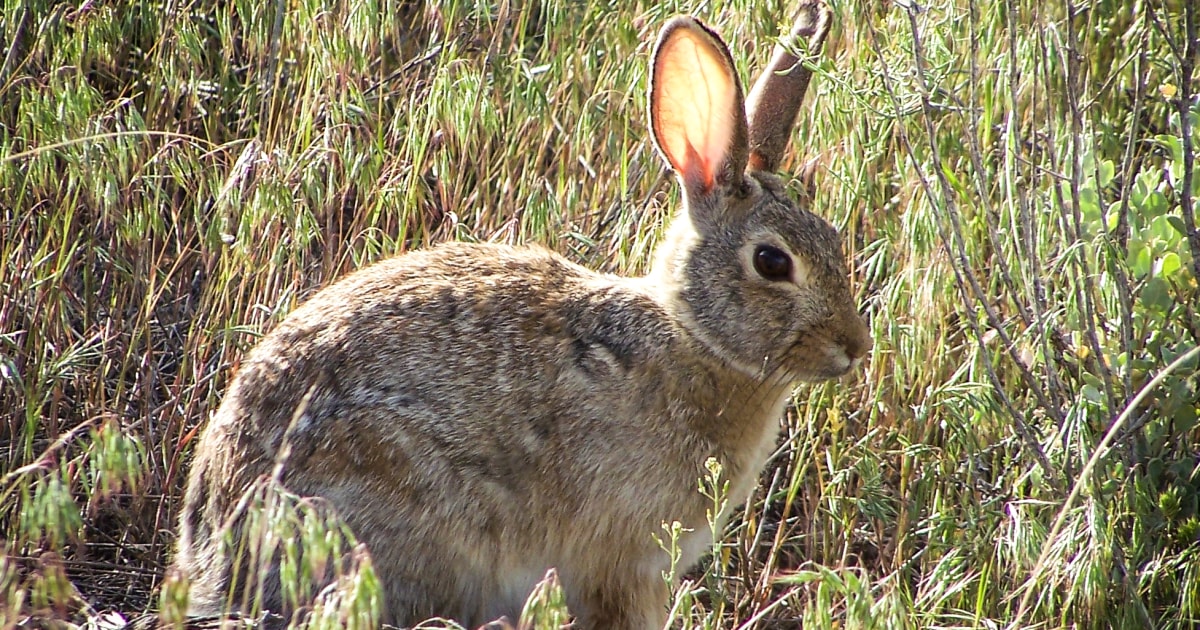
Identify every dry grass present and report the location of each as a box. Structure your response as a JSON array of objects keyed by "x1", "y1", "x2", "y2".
[{"x1": 2, "y1": 0, "x2": 1198, "y2": 628}]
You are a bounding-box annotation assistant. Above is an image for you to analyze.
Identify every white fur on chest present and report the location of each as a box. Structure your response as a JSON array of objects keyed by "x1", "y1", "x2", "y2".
[{"x1": 677, "y1": 388, "x2": 792, "y2": 573}]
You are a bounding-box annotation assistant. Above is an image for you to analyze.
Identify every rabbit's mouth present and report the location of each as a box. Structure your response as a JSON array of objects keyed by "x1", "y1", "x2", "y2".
[
  {"x1": 816, "y1": 344, "x2": 861, "y2": 379},
  {"x1": 773, "y1": 335, "x2": 867, "y2": 383}
]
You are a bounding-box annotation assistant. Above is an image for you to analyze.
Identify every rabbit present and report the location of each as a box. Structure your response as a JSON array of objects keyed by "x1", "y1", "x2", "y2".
[{"x1": 172, "y1": 1, "x2": 870, "y2": 628}]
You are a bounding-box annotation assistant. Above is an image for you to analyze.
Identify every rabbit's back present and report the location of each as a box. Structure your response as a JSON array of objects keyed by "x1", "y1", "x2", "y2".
[{"x1": 177, "y1": 242, "x2": 764, "y2": 626}]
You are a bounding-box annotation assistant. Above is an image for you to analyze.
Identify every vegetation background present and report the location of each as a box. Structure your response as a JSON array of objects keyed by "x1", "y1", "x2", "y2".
[{"x1": 2, "y1": 0, "x2": 1198, "y2": 627}]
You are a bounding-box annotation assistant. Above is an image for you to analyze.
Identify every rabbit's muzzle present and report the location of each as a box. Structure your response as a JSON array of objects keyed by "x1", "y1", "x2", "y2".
[
  {"x1": 841, "y1": 318, "x2": 873, "y2": 366},
  {"x1": 804, "y1": 311, "x2": 872, "y2": 380}
]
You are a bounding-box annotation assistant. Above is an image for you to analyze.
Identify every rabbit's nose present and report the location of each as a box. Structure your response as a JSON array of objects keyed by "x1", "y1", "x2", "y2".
[{"x1": 842, "y1": 319, "x2": 872, "y2": 363}]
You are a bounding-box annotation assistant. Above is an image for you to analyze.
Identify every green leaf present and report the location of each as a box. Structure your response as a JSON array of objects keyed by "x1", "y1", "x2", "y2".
[
  {"x1": 1079, "y1": 186, "x2": 1102, "y2": 226},
  {"x1": 1150, "y1": 214, "x2": 1181, "y2": 246},
  {"x1": 1157, "y1": 133, "x2": 1184, "y2": 164},
  {"x1": 1129, "y1": 243, "x2": 1152, "y2": 277},
  {"x1": 1140, "y1": 276, "x2": 1172, "y2": 313},
  {"x1": 1167, "y1": 215, "x2": 1189, "y2": 237},
  {"x1": 1148, "y1": 457, "x2": 1165, "y2": 483},
  {"x1": 1098, "y1": 159, "x2": 1115, "y2": 188},
  {"x1": 1160, "y1": 252, "x2": 1182, "y2": 278},
  {"x1": 1132, "y1": 173, "x2": 1149, "y2": 208},
  {"x1": 1169, "y1": 387, "x2": 1197, "y2": 435},
  {"x1": 1143, "y1": 190, "x2": 1168, "y2": 219}
]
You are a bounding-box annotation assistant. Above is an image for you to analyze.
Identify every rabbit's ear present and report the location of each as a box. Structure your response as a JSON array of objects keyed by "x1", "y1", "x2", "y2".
[
  {"x1": 650, "y1": 17, "x2": 749, "y2": 198},
  {"x1": 745, "y1": 0, "x2": 832, "y2": 173}
]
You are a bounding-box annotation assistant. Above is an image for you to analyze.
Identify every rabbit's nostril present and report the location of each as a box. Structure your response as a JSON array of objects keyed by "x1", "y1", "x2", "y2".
[{"x1": 842, "y1": 326, "x2": 872, "y2": 362}]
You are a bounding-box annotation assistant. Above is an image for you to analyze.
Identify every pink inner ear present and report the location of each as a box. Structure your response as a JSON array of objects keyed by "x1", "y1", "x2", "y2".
[
  {"x1": 682, "y1": 140, "x2": 715, "y2": 192},
  {"x1": 652, "y1": 27, "x2": 738, "y2": 195}
]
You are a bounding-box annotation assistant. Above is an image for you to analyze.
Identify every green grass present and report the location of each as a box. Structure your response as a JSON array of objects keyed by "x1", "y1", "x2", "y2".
[{"x1": 3, "y1": 0, "x2": 1198, "y2": 627}]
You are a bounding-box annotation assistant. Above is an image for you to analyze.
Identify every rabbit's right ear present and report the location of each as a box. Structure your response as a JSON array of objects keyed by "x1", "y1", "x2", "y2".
[
  {"x1": 745, "y1": 1, "x2": 832, "y2": 173},
  {"x1": 650, "y1": 17, "x2": 749, "y2": 200}
]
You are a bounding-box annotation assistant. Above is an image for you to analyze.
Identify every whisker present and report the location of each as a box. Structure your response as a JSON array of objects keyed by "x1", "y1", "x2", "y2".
[{"x1": 719, "y1": 351, "x2": 796, "y2": 431}]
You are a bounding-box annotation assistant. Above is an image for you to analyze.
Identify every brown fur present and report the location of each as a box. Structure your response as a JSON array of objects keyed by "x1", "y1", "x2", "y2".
[{"x1": 174, "y1": 3, "x2": 868, "y2": 628}]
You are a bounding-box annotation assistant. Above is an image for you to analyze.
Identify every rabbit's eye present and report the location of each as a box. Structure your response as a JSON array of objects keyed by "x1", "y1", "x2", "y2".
[{"x1": 753, "y1": 245, "x2": 792, "y2": 281}]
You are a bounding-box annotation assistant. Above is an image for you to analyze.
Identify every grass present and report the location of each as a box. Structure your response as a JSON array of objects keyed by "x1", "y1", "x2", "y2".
[{"x1": 2, "y1": 0, "x2": 1198, "y2": 627}]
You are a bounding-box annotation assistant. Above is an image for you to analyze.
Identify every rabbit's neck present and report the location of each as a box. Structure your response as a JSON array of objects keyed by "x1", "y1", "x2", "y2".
[
  {"x1": 695, "y1": 357, "x2": 794, "y2": 441},
  {"x1": 679, "y1": 354, "x2": 795, "y2": 510},
  {"x1": 651, "y1": 323, "x2": 795, "y2": 457}
]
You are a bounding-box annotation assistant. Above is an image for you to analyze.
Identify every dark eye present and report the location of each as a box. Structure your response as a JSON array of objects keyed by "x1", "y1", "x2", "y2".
[{"x1": 753, "y1": 245, "x2": 792, "y2": 281}]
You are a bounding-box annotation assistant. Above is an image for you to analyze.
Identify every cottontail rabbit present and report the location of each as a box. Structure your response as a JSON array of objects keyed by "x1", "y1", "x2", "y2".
[{"x1": 174, "y1": 2, "x2": 869, "y2": 627}]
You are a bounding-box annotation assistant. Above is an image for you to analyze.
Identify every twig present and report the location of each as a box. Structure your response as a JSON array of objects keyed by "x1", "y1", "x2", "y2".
[
  {"x1": 0, "y1": 419, "x2": 96, "y2": 485},
  {"x1": 964, "y1": 0, "x2": 1033, "y2": 333},
  {"x1": 1011, "y1": 344, "x2": 1200, "y2": 626},
  {"x1": 1, "y1": 130, "x2": 218, "y2": 164},
  {"x1": 0, "y1": 5, "x2": 30, "y2": 90},
  {"x1": 875, "y1": 5, "x2": 1064, "y2": 489},
  {"x1": 1061, "y1": 0, "x2": 1119, "y2": 416},
  {"x1": 1109, "y1": 21, "x2": 1152, "y2": 398},
  {"x1": 1004, "y1": 0, "x2": 1070, "y2": 417},
  {"x1": 1147, "y1": 0, "x2": 1200, "y2": 281},
  {"x1": 1177, "y1": 1, "x2": 1200, "y2": 280}
]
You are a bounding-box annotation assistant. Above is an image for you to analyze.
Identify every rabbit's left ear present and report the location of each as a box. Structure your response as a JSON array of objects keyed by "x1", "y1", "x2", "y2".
[{"x1": 650, "y1": 17, "x2": 749, "y2": 198}]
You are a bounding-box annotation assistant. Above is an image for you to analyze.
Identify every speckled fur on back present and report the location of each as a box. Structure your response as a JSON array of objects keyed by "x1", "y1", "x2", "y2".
[{"x1": 173, "y1": 2, "x2": 870, "y2": 628}]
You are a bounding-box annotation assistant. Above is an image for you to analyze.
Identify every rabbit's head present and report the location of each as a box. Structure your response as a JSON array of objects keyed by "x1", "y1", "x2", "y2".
[{"x1": 648, "y1": 4, "x2": 870, "y2": 383}]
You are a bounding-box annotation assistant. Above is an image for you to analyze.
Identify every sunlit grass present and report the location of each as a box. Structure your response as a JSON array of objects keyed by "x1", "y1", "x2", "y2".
[{"x1": 2, "y1": 0, "x2": 1198, "y2": 627}]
